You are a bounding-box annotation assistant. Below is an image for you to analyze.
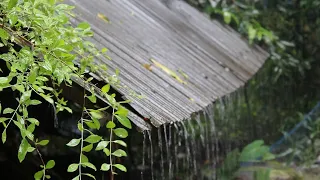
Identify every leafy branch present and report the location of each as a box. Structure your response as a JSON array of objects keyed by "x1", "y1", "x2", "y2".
[{"x1": 0, "y1": 0, "x2": 133, "y2": 179}]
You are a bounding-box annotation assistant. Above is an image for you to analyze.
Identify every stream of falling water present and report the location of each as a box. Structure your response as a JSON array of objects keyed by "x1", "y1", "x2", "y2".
[
  {"x1": 163, "y1": 125, "x2": 170, "y2": 179},
  {"x1": 207, "y1": 102, "x2": 219, "y2": 179},
  {"x1": 203, "y1": 110, "x2": 211, "y2": 163},
  {"x1": 173, "y1": 123, "x2": 180, "y2": 175},
  {"x1": 186, "y1": 119, "x2": 197, "y2": 176},
  {"x1": 147, "y1": 130, "x2": 154, "y2": 180},
  {"x1": 168, "y1": 124, "x2": 173, "y2": 179},
  {"x1": 141, "y1": 131, "x2": 146, "y2": 180},
  {"x1": 181, "y1": 122, "x2": 192, "y2": 179},
  {"x1": 195, "y1": 114, "x2": 205, "y2": 149},
  {"x1": 157, "y1": 128, "x2": 165, "y2": 180}
]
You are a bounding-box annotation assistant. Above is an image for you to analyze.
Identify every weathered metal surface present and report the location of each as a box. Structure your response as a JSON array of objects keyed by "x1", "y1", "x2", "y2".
[{"x1": 65, "y1": 0, "x2": 269, "y2": 130}]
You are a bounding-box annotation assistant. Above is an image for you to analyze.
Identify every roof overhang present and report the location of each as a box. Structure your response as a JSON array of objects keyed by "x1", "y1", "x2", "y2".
[{"x1": 65, "y1": 0, "x2": 269, "y2": 130}]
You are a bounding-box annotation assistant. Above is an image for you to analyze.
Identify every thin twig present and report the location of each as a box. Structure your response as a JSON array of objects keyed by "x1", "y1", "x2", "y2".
[{"x1": 109, "y1": 108, "x2": 115, "y2": 180}]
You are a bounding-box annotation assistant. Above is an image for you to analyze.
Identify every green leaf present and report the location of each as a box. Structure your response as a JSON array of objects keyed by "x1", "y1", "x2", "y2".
[
  {"x1": 92, "y1": 118, "x2": 101, "y2": 130},
  {"x1": 113, "y1": 164, "x2": 127, "y2": 172},
  {"x1": 2, "y1": 130, "x2": 6, "y2": 143},
  {"x1": 106, "y1": 121, "x2": 115, "y2": 129},
  {"x1": 101, "y1": 163, "x2": 110, "y2": 171},
  {"x1": 8, "y1": 0, "x2": 18, "y2": 10},
  {"x1": 66, "y1": 138, "x2": 81, "y2": 147},
  {"x1": 115, "y1": 106, "x2": 128, "y2": 116},
  {"x1": 81, "y1": 154, "x2": 89, "y2": 163},
  {"x1": 9, "y1": 14, "x2": 18, "y2": 25},
  {"x1": 115, "y1": 115, "x2": 132, "y2": 129},
  {"x1": 14, "y1": 84, "x2": 24, "y2": 92},
  {"x1": 87, "y1": 94, "x2": 96, "y2": 103},
  {"x1": 103, "y1": 148, "x2": 110, "y2": 156},
  {"x1": 34, "y1": 170, "x2": 44, "y2": 180},
  {"x1": 46, "y1": 160, "x2": 55, "y2": 169},
  {"x1": 239, "y1": 140, "x2": 269, "y2": 162},
  {"x1": 223, "y1": 11, "x2": 232, "y2": 24},
  {"x1": 28, "y1": 70, "x2": 37, "y2": 84},
  {"x1": 71, "y1": 176, "x2": 80, "y2": 180},
  {"x1": 82, "y1": 144, "x2": 93, "y2": 152},
  {"x1": 82, "y1": 162, "x2": 97, "y2": 171},
  {"x1": 0, "y1": 117, "x2": 9, "y2": 123},
  {"x1": 39, "y1": 93, "x2": 54, "y2": 104},
  {"x1": 37, "y1": 140, "x2": 49, "y2": 146},
  {"x1": 77, "y1": 123, "x2": 84, "y2": 131},
  {"x1": 18, "y1": 138, "x2": 30, "y2": 162},
  {"x1": 82, "y1": 173, "x2": 96, "y2": 180},
  {"x1": 262, "y1": 152, "x2": 276, "y2": 161},
  {"x1": 95, "y1": 141, "x2": 109, "y2": 151},
  {"x1": 114, "y1": 128, "x2": 128, "y2": 138},
  {"x1": 101, "y1": 84, "x2": 110, "y2": 93},
  {"x1": 84, "y1": 121, "x2": 97, "y2": 129},
  {"x1": 112, "y1": 149, "x2": 127, "y2": 157},
  {"x1": 27, "y1": 123, "x2": 36, "y2": 133},
  {"x1": 0, "y1": 29, "x2": 9, "y2": 40},
  {"x1": 29, "y1": 100, "x2": 42, "y2": 106},
  {"x1": 113, "y1": 140, "x2": 127, "y2": 147},
  {"x1": 77, "y1": 22, "x2": 91, "y2": 30},
  {"x1": 67, "y1": 163, "x2": 79, "y2": 172},
  {"x1": 84, "y1": 134, "x2": 102, "y2": 143},
  {"x1": 248, "y1": 25, "x2": 257, "y2": 44},
  {"x1": 27, "y1": 118, "x2": 40, "y2": 126},
  {"x1": 89, "y1": 111, "x2": 103, "y2": 119},
  {"x1": 27, "y1": 147, "x2": 35, "y2": 152},
  {"x1": 3, "y1": 108, "x2": 14, "y2": 114}
]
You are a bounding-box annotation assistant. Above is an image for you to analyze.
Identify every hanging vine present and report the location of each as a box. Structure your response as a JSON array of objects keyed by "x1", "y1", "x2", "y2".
[{"x1": 0, "y1": 0, "x2": 132, "y2": 179}]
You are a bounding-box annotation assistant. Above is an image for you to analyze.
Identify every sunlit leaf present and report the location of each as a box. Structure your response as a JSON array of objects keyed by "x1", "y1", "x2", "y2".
[
  {"x1": 101, "y1": 84, "x2": 110, "y2": 93},
  {"x1": 223, "y1": 11, "x2": 232, "y2": 24},
  {"x1": 67, "y1": 163, "x2": 79, "y2": 172},
  {"x1": 39, "y1": 93, "x2": 54, "y2": 104},
  {"x1": 0, "y1": 117, "x2": 9, "y2": 123},
  {"x1": 34, "y1": 170, "x2": 44, "y2": 180},
  {"x1": 82, "y1": 144, "x2": 93, "y2": 152},
  {"x1": 84, "y1": 135, "x2": 102, "y2": 143},
  {"x1": 95, "y1": 141, "x2": 109, "y2": 151},
  {"x1": 89, "y1": 111, "x2": 103, "y2": 119},
  {"x1": 112, "y1": 149, "x2": 127, "y2": 157},
  {"x1": 77, "y1": 22, "x2": 91, "y2": 30},
  {"x1": 3, "y1": 108, "x2": 14, "y2": 114},
  {"x1": 18, "y1": 138, "x2": 30, "y2": 162},
  {"x1": 115, "y1": 115, "x2": 132, "y2": 129},
  {"x1": 103, "y1": 148, "x2": 110, "y2": 156},
  {"x1": 46, "y1": 160, "x2": 55, "y2": 169},
  {"x1": 82, "y1": 162, "x2": 97, "y2": 171},
  {"x1": 114, "y1": 128, "x2": 128, "y2": 138},
  {"x1": 66, "y1": 138, "x2": 81, "y2": 147},
  {"x1": 2, "y1": 130, "x2": 6, "y2": 143},
  {"x1": 113, "y1": 164, "x2": 127, "y2": 172},
  {"x1": 106, "y1": 121, "x2": 115, "y2": 129},
  {"x1": 0, "y1": 29, "x2": 9, "y2": 40},
  {"x1": 8, "y1": 0, "x2": 18, "y2": 10},
  {"x1": 113, "y1": 140, "x2": 127, "y2": 147},
  {"x1": 81, "y1": 154, "x2": 89, "y2": 163},
  {"x1": 101, "y1": 163, "x2": 110, "y2": 171},
  {"x1": 83, "y1": 173, "x2": 96, "y2": 180},
  {"x1": 37, "y1": 140, "x2": 49, "y2": 146},
  {"x1": 27, "y1": 118, "x2": 39, "y2": 126}
]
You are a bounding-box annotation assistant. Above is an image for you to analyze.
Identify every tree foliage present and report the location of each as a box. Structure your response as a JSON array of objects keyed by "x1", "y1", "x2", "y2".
[{"x1": 0, "y1": 0, "x2": 132, "y2": 179}]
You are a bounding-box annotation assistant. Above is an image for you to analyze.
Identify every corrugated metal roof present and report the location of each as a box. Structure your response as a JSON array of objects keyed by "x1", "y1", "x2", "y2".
[{"x1": 65, "y1": 0, "x2": 268, "y2": 130}]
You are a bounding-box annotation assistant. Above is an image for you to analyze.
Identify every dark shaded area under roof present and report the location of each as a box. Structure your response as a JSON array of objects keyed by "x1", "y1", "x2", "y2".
[{"x1": 65, "y1": 0, "x2": 269, "y2": 130}]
